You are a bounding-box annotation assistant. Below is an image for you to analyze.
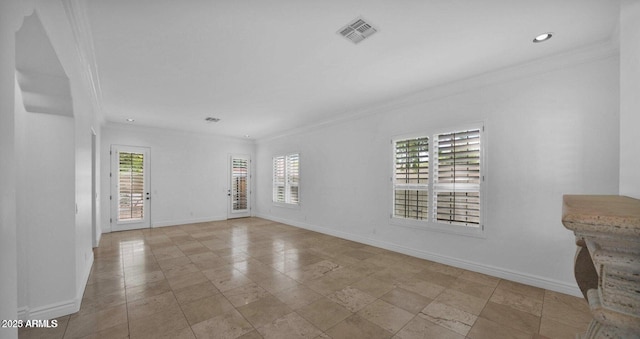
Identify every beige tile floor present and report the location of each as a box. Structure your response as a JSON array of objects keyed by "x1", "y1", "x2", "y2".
[{"x1": 19, "y1": 218, "x2": 592, "y2": 339}]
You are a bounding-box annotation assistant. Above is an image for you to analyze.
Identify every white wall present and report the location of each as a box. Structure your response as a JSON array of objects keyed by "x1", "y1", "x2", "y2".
[
  {"x1": 6, "y1": 0, "x2": 103, "y2": 322},
  {"x1": 0, "y1": 1, "x2": 21, "y2": 337},
  {"x1": 34, "y1": 1, "x2": 101, "y2": 297},
  {"x1": 15, "y1": 87, "x2": 76, "y2": 316},
  {"x1": 71, "y1": 70, "x2": 99, "y2": 296},
  {"x1": 101, "y1": 124, "x2": 255, "y2": 231},
  {"x1": 256, "y1": 46, "x2": 620, "y2": 296},
  {"x1": 620, "y1": 0, "x2": 640, "y2": 199}
]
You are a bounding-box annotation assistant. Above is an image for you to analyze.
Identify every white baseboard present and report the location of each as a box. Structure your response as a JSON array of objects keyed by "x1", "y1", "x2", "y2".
[
  {"x1": 76, "y1": 250, "x2": 94, "y2": 308},
  {"x1": 29, "y1": 298, "x2": 78, "y2": 321},
  {"x1": 103, "y1": 216, "x2": 229, "y2": 233},
  {"x1": 94, "y1": 231, "x2": 101, "y2": 248},
  {"x1": 18, "y1": 251, "x2": 93, "y2": 321},
  {"x1": 152, "y1": 215, "x2": 227, "y2": 228},
  {"x1": 18, "y1": 298, "x2": 78, "y2": 321},
  {"x1": 256, "y1": 213, "x2": 582, "y2": 298},
  {"x1": 17, "y1": 307, "x2": 28, "y2": 320}
]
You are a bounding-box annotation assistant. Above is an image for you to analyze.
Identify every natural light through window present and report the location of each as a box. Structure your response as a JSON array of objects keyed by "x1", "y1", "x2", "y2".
[
  {"x1": 392, "y1": 125, "x2": 484, "y2": 232},
  {"x1": 273, "y1": 153, "x2": 300, "y2": 205}
]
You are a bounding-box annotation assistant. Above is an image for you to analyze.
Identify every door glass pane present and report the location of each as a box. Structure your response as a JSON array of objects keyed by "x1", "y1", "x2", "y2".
[
  {"x1": 232, "y1": 158, "x2": 248, "y2": 211},
  {"x1": 118, "y1": 151, "x2": 144, "y2": 221}
]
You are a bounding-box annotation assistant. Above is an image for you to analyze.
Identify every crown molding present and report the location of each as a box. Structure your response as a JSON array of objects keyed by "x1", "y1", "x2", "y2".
[
  {"x1": 62, "y1": 0, "x2": 105, "y2": 124},
  {"x1": 104, "y1": 121, "x2": 256, "y2": 145},
  {"x1": 257, "y1": 39, "x2": 619, "y2": 144}
]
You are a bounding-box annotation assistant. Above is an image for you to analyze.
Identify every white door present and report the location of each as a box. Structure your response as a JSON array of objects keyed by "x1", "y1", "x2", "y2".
[
  {"x1": 228, "y1": 154, "x2": 250, "y2": 219},
  {"x1": 111, "y1": 145, "x2": 151, "y2": 231}
]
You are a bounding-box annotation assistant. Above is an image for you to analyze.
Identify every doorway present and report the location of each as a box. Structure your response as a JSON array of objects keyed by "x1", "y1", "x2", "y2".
[{"x1": 110, "y1": 145, "x2": 151, "y2": 231}]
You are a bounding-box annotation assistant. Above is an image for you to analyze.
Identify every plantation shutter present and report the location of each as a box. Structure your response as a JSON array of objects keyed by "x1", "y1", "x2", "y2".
[
  {"x1": 273, "y1": 154, "x2": 300, "y2": 204},
  {"x1": 232, "y1": 158, "x2": 248, "y2": 211},
  {"x1": 118, "y1": 151, "x2": 145, "y2": 221},
  {"x1": 286, "y1": 154, "x2": 300, "y2": 204},
  {"x1": 393, "y1": 136, "x2": 429, "y2": 220},
  {"x1": 273, "y1": 156, "x2": 285, "y2": 203},
  {"x1": 433, "y1": 128, "x2": 481, "y2": 227}
]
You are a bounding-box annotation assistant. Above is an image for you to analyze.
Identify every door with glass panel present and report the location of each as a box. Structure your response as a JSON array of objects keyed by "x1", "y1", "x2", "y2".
[
  {"x1": 228, "y1": 154, "x2": 250, "y2": 219},
  {"x1": 110, "y1": 145, "x2": 151, "y2": 231}
]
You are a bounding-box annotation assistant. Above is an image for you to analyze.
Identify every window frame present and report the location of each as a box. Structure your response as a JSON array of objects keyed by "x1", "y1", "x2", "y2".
[
  {"x1": 390, "y1": 123, "x2": 485, "y2": 238},
  {"x1": 272, "y1": 152, "x2": 301, "y2": 207}
]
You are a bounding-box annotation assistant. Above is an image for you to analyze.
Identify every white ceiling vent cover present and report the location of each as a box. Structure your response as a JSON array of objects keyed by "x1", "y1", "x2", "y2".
[{"x1": 337, "y1": 17, "x2": 377, "y2": 44}]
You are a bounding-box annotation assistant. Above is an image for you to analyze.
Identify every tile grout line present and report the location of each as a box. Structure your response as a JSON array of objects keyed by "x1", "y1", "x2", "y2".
[
  {"x1": 539, "y1": 289, "x2": 548, "y2": 336},
  {"x1": 197, "y1": 236, "x2": 257, "y2": 338},
  {"x1": 64, "y1": 219, "x2": 592, "y2": 338},
  {"x1": 472, "y1": 276, "x2": 499, "y2": 335},
  {"x1": 160, "y1": 243, "x2": 199, "y2": 339},
  {"x1": 122, "y1": 238, "x2": 132, "y2": 339},
  {"x1": 168, "y1": 229, "x2": 258, "y2": 338}
]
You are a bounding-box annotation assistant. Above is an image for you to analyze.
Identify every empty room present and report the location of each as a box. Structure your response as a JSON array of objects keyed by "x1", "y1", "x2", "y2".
[{"x1": 1, "y1": 0, "x2": 639, "y2": 338}]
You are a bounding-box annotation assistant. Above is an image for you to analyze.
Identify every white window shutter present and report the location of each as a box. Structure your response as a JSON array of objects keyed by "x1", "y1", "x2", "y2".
[
  {"x1": 286, "y1": 154, "x2": 299, "y2": 204},
  {"x1": 118, "y1": 151, "x2": 145, "y2": 221},
  {"x1": 273, "y1": 153, "x2": 300, "y2": 205},
  {"x1": 273, "y1": 156, "x2": 285, "y2": 203},
  {"x1": 433, "y1": 129, "x2": 481, "y2": 227},
  {"x1": 393, "y1": 136, "x2": 429, "y2": 220}
]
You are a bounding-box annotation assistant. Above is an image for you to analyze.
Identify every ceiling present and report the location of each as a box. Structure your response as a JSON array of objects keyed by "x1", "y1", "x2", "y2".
[{"x1": 85, "y1": 0, "x2": 620, "y2": 139}]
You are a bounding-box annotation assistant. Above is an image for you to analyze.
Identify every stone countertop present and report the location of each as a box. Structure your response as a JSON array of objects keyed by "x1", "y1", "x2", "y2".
[{"x1": 562, "y1": 195, "x2": 640, "y2": 236}]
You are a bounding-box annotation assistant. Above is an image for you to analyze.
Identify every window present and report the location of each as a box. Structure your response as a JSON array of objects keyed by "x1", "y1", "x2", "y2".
[
  {"x1": 393, "y1": 136, "x2": 429, "y2": 220},
  {"x1": 392, "y1": 126, "x2": 483, "y2": 231},
  {"x1": 433, "y1": 129, "x2": 481, "y2": 226},
  {"x1": 273, "y1": 153, "x2": 300, "y2": 205},
  {"x1": 231, "y1": 157, "x2": 248, "y2": 211},
  {"x1": 118, "y1": 151, "x2": 145, "y2": 221}
]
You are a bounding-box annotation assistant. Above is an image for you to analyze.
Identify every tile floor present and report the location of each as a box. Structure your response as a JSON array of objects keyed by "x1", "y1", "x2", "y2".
[{"x1": 19, "y1": 218, "x2": 592, "y2": 339}]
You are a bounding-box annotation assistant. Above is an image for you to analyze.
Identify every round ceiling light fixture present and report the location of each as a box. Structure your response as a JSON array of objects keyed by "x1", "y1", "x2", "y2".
[
  {"x1": 533, "y1": 32, "x2": 553, "y2": 43},
  {"x1": 126, "y1": 118, "x2": 135, "y2": 122}
]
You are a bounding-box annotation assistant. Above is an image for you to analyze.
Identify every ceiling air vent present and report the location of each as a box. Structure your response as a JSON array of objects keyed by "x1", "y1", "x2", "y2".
[
  {"x1": 205, "y1": 117, "x2": 220, "y2": 122},
  {"x1": 338, "y1": 17, "x2": 377, "y2": 44}
]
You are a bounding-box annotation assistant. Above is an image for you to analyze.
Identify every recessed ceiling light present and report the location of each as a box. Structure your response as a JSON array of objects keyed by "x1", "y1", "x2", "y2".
[
  {"x1": 244, "y1": 135, "x2": 251, "y2": 138},
  {"x1": 205, "y1": 117, "x2": 221, "y2": 122},
  {"x1": 126, "y1": 118, "x2": 135, "y2": 122},
  {"x1": 533, "y1": 32, "x2": 553, "y2": 43}
]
